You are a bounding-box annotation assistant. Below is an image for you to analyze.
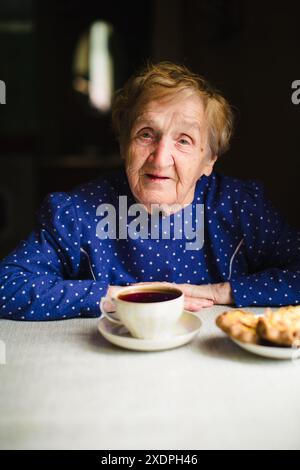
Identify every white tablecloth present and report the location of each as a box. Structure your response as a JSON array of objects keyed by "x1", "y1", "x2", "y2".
[{"x1": 0, "y1": 305, "x2": 299, "y2": 450}]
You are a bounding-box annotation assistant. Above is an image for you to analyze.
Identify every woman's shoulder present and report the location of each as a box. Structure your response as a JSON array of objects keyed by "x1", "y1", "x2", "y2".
[
  {"x1": 67, "y1": 167, "x2": 127, "y2": 202},
  {"x1": 37, "y1": 168, "x2": 127, "y2": 222},
  {"x1": 211, "y1": 171, "x2": 265, "y2": 200},
  {"x1": 201, "y1": 171, "x2": 268, "y2": 219}
]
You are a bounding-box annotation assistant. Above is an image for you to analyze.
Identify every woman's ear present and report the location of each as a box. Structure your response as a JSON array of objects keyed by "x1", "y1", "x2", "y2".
[{"x1": 203, "y1": 154, "x2": 218, "y2": 176}]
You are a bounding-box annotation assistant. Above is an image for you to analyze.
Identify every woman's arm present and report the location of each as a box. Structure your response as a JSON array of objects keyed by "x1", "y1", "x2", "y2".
[
  {"x1": 0, "y1": 192, "x2": 109, "y2": 320},
  {"x1": 228, "y1": 181, "x2": 300, "y2": 307}
]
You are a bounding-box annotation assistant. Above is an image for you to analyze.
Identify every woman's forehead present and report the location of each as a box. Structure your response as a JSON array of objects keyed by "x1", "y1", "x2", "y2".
[{"x1": 134, "y1": 93, "x2": 205, "y2": 128}]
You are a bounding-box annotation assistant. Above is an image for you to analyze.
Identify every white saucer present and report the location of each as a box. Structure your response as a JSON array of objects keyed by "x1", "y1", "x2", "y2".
[
  {"x1": 231, "y1": 338, "x2": 300, "y2": 360},
  {"x1": 98, "y1": 310, "x2": 202, "y2": 351}
]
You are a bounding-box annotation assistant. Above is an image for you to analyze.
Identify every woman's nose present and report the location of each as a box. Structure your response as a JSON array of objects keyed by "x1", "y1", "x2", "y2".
[{"x1": 149, "y1": 138, "x2": 173, "y2": 167}]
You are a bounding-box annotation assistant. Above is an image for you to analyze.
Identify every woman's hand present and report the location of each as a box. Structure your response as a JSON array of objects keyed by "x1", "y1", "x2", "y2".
[
  {"x1": 175, "y1": 282, "x2": 234, "y2": 311},
  {"x1": 104, "y1": 281, "x2": 233, "y2": 313},
  {"x1": 102, "y1": 285, "x2": 126, "y2": 312}
]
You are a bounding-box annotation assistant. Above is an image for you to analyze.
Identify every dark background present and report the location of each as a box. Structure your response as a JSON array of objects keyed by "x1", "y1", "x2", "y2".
[{"x1": 0, "y1": 0, "x2": 299, "y2": 259}]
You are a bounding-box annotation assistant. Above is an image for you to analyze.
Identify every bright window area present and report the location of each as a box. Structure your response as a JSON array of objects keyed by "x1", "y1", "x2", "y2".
[{"x1": 72, "y1": 20, "x2": 114, "y2": 112}]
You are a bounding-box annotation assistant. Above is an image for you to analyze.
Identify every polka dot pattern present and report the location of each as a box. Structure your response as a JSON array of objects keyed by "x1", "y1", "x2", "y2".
[{"x1": 0, "y1": 168, "x2": 299, "y2": 320}]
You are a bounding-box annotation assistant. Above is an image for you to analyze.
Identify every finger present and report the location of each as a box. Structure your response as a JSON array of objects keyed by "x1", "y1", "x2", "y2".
[
  {"x1": 184, "y1": 299, "x2": 214, "y2": 311},
  {"x1": 184, "y1": 299, "x2": 208, "y2": 312},
  {"x1": 184, "y1": 296, "x2": 214, "y2": 306},
  {"x1": 103, "y1": 299, "x2": 116, "y2": 312},
  {"x1": 185, "y1": 304, "x2": 203, "y2": 312}
]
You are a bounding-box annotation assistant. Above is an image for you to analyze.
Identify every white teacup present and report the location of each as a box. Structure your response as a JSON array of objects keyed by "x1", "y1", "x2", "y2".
[{"x1": 99, "y1": 285, "x2": 184, "y2": 340}]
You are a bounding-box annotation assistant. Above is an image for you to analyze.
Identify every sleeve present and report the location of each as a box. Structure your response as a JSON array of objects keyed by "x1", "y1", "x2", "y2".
[
  {"x1": 0, "y1": 192, "x2": 109, "y2": 320},
  {"x1": 229, "y1": 181, "x2": 300, "y2": 307}
]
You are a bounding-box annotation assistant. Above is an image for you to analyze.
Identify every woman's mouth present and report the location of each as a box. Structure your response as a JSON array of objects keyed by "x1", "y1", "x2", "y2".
[{"x1": 145, "y1": 174, "x2": 170, "y2": 182}]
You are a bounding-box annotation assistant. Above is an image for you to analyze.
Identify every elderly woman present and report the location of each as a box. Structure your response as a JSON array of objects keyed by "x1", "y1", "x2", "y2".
[{"x1": 0, "y1": 62, "x2": 299, "y2": 320}]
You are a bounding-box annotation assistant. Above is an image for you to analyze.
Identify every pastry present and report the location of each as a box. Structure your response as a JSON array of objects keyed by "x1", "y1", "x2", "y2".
[
  {"x1": 216, "y1": 305, "x2": 300, "y2": 346},
  {"x1": 216, "y1": 309, "x2": 260, "y2": 344},
  {"x1": 257, "y1": 306, "x2": 300, "y2": 346}
]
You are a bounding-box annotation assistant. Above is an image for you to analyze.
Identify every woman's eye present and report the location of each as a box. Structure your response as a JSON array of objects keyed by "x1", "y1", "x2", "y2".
[
  {"x1": 137, "y1": 129, "x2": 153, "y2": 140},
  {"x1": 178, "y1": 137, "x2": 191, "y2": 145},
  {"x1": 141, "y1": 132, "x2": 152, "y2": 139}
]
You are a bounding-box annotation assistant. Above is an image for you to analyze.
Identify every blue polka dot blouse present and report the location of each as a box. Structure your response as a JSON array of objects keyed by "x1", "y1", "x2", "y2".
[{"x1": 0, "y1": 168, "x2": 299, "y2": 320}]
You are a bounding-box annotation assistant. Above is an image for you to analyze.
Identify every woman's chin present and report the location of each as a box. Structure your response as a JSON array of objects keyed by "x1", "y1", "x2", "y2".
[{"x1": 138, "y1": 192, "x2": 175, "y2": 209}]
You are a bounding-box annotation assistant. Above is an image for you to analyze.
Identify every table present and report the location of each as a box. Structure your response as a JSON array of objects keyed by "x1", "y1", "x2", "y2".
[{"x1": 0, "y1": 305, "x2": 300, "y2": 450}]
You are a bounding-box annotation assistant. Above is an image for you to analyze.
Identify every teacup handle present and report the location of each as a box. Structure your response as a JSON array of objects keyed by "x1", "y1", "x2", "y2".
[{"x1": 99, "y1": 297, "x2": 123, "y2": 325}]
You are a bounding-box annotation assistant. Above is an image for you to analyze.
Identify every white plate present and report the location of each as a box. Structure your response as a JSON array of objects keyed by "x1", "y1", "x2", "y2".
[
  {"x1": 98, "y1": 310, "x2": 202, "y2": 351},
  {"x1": 232, "y1": 338, "x2": 300, "y2": 360}
]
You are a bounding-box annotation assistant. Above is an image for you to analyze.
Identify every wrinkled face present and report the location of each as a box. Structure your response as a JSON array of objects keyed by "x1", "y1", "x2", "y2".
[{"x1": 123, "y1": 91, "x2": 217, "y2": 213}]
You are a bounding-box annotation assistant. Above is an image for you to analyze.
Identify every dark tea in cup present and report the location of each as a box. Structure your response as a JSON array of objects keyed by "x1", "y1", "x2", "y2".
[{"x1": 118, "y1": 290, "x2": 181, "y2": 303}]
